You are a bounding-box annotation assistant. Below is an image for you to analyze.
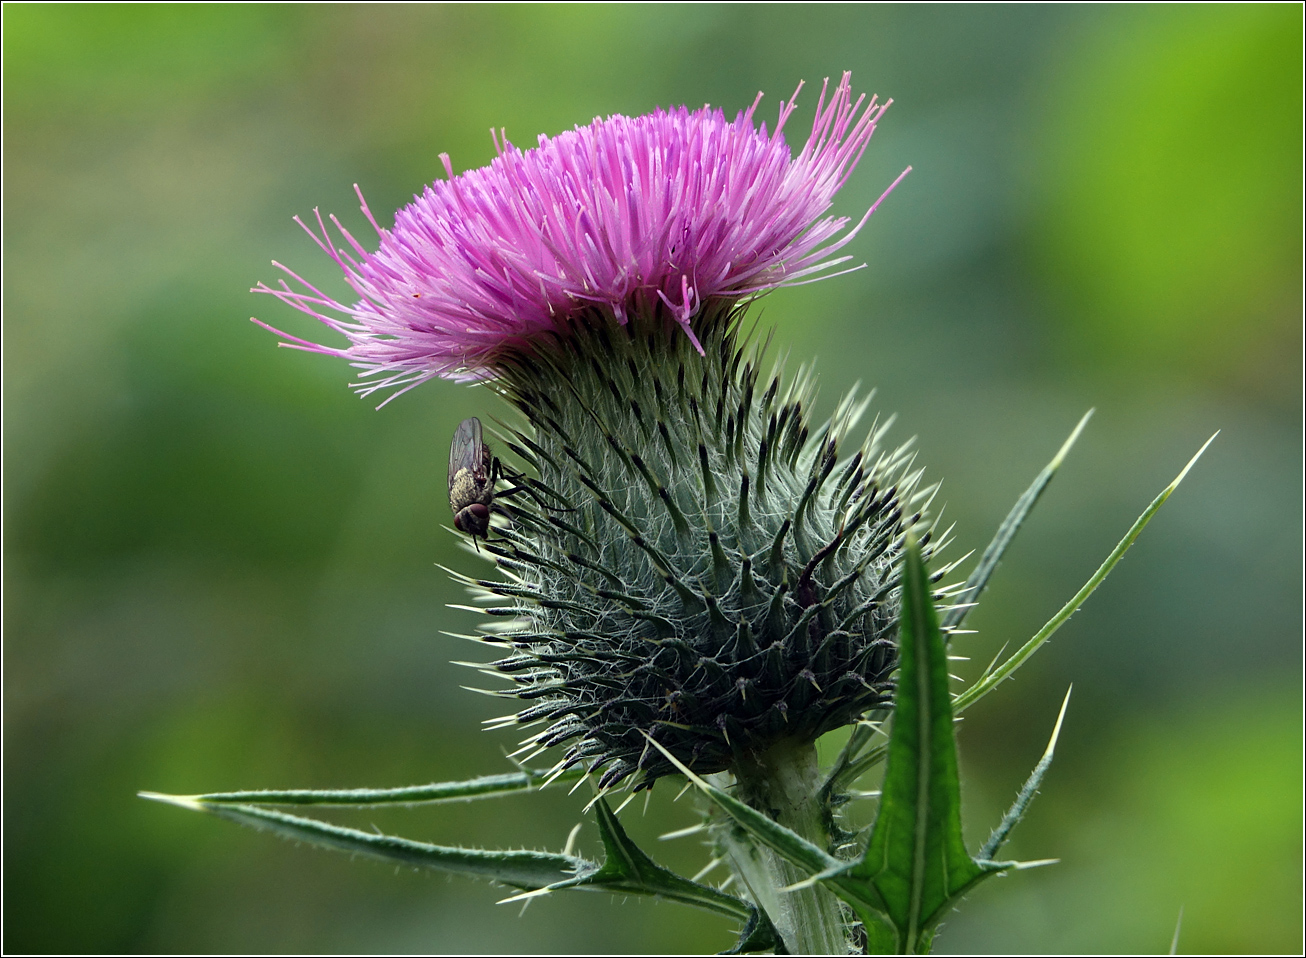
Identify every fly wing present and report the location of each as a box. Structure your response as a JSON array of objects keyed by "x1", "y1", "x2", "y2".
[{"x1": 449, "y1": 417, "x2": 483, "y2": 493}]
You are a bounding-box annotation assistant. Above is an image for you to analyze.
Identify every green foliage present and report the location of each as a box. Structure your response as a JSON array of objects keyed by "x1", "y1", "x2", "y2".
[
  {"x1": 852, "y1": 536, "x2": 1007, "y2": 953},
  {"x1": 139, "y1": 792, "x2": 590, "y2": 889},
  {"x1": 140, "y1": 789, "x2": 775, "y2": 951},
  {"x1": 979, "y1": 688, "x2": 1070, "y2": 862},
  {"x1": 537, "y1": 799, "x2": 776, "y2": 941},
  {"x1": 953, "y1": 432, "x2": 1217, "y2": 715},
  {"x1": 183, "y1": 768, "x2": 583, "y2": 806}
]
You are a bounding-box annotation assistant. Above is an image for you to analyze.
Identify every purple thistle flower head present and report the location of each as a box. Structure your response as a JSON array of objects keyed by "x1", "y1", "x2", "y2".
[{"x1": 254, "y1": 72, "x2": 906, "y2": 402}]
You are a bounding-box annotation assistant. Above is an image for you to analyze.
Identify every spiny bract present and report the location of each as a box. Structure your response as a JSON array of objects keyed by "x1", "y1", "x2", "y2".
[{"x1": 456, "y1": 309, "x2": 952, "y2": 789}]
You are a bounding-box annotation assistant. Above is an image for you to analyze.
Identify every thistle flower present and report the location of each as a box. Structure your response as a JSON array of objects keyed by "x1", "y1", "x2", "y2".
[
  {"x1": 256, "y1": 73, "x2": 942, "y2": 800},
  {"x1": 146, "y1": 65, "x2": 1190, "y2": 958},
  {"x1": 253, "y1": 73, "x2": 906, "y2": 397}
]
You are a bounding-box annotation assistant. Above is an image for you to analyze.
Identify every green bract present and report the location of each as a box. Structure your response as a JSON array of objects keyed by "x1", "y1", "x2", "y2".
[{"x1": 463, "y1": 308, "x2": 950, "y2": 790}]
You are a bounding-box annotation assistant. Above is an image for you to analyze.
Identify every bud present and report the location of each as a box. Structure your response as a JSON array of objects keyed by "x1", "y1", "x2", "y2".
[{"x1": 475, "y1": 307, "x2": 940, "y2": 788}]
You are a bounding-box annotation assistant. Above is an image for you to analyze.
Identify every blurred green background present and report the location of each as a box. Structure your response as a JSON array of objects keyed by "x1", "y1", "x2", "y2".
[{"x1": 4, "y1": 4, "x2": 1300, "y2": 953}]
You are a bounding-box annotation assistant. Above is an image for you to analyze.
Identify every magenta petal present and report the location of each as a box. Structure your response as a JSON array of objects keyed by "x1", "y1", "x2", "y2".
[{"x1": 255, "y1": 72, "x2": 900, "y2": 398}]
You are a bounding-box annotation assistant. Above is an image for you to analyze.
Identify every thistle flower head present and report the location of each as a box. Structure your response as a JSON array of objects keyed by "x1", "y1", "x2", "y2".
[
  {"x1": 254, "y1": 73, "x2": 904, "y2": 399},
  {"x1": 257, "y1": 73, "x2": 941, "y2": 793}
]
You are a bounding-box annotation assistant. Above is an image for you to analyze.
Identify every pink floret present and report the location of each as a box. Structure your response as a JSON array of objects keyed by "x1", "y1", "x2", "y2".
[{"x1": 253, "y1": 72, "x2": 906, "y2": 403}]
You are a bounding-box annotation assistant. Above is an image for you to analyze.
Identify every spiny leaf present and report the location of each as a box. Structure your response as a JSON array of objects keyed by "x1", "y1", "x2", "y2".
[
  {"x1": 144, "y1": 787, "x2": 771, "y2": 945},
  {"x1": 854, "y1": 535, "x2": 1007, "y2": 953},
  {"x1": 581, "y1": 799, "x2": 765, "y2": 924},
  {"x1": 943, "y1": 410, "x2": 1093, "y2": 632},
  {"x1": 954, "y1": 433, "x2": 1217, "y2": 715},
  {"x1": 496, "y1": 798, "x2": 779, "y2": 951},
  {"x1": 820, "y1": 720, "x2": 880, "y2": 797},
  {"x1": 139, "y1": 793, "x2": 590, "y2": 889},
  {"x1": 176, "y1": 769, "x2": 586, "y2": 807},
  {"x1": 979, "y1": 686, "x2": 1071, "y2": 861}
]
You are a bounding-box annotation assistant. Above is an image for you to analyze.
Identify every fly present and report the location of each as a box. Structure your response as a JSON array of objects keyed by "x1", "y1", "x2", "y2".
[{"x1": 449, "y1": 416, "x2": 498, "y2": 543}]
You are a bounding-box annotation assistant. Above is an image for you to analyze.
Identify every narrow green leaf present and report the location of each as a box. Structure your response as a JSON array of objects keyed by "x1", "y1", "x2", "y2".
[
  {"x1": 942, "y1": 410, "x2": 1093, "y2": 632},
  {"x1": 180, "y1": 768, "x2": 584, "y2": 807},
  {"x1": 978, "y1": 686, "x2": 1071, "y2": 861},
  {"x1": 139, "y1": 792, "x2": 591, "y2": 889},
  {"x1": 834, "y1": 742, "x2": 889, "y2": 796},
  {"x1": 147, "y1": 783, "x2": 771, "y2": 940},
  {"x1": 855, "y1": 535, "x2": 1005, "y2": 953},
  {"x1": 954, "y1": 433, "x2": 1217, "y2": 715},
  {"x1": 822, "y1": 722, "x2": 876, "y2": 792},
  {"x1": 819, "y1": 719, "x2": 887, "y2": 799}
]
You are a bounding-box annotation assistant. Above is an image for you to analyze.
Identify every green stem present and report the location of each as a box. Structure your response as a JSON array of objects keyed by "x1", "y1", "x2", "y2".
[{"x1": 725, "y1": 738, "x2": 852, "y2": 955}]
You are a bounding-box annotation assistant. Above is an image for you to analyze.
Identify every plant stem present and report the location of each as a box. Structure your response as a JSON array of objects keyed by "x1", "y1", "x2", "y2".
[{"x1": 725, "y1": 737, "x2": 851, "y2": 955}]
